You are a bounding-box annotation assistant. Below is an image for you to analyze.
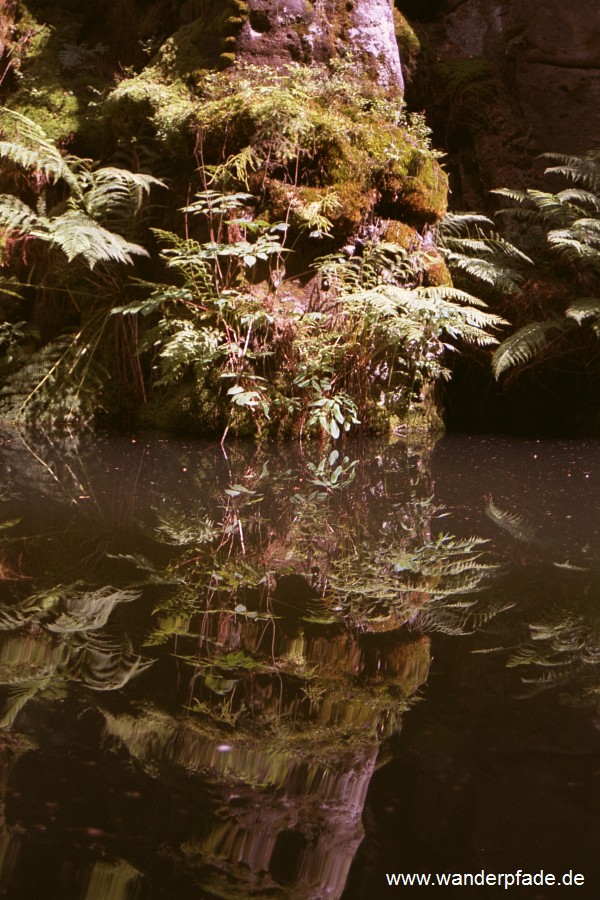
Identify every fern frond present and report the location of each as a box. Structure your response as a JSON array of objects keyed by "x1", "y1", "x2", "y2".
[
  {"x1": 541, "y1": 152, "x2": 600, "y2": 194},
  {"x1": 556, "y1": 189, "x2": 600, "y2": 212},
  {"x1": 565, "y1": 297, "x2": 600, "y2": 326},
  {"x1": 572, "y1": 218, "x2": 600, "y2": 237},
  {"x1": 491, "y1": 188, "x2": 531, "y2": 205},
  {"x1": 42, "y1": 210, "x2": 149, "y2": 268},
  {"x1": 492, "y1": 318, "x2": 569, "y2": 378},
  {"x1": 416, "y1": 284, "x2": 496, "y2": 309},
  {"x1": 0, "y1": 107, "x2": 81, "y2": 194},
  {"x1": 547, "y1": 230, "x2": 600, "y2": 268},
  {"x1": 0, "y1": 194, "x2": 40, "y2": 232},
  {"x1": 81, "y1": 167, "x2": 163, "y2": 234},
  {"x1": 444, "y1": 254, "x2": 524, "y2": 292},
  {"x1": 438, "y1": 212, "x2": 493, "y2": 236}
]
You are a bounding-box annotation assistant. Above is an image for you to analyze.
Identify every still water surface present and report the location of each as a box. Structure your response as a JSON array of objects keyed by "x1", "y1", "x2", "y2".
[{"x1": 0, "y1": 431, "x2": 598, "y2": 899}]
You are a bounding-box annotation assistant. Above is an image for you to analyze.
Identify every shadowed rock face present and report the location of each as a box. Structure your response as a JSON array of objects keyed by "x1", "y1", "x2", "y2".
[
  {"x1": 238, "y1": 0, "x2": 403, "y2": 91},
  {"x1": 448, "y1": 0, "x2": 599, "y2": 153},
  {"x1": 509, "y1": 0, "x2": 600, "y2": 154},
  {"x1": 400, "y1": 0, "x2": 599, "y2": 200}
]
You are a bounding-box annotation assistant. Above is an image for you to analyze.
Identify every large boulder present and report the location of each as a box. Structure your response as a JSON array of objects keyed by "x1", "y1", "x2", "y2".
[{"x1": 238, "y1": 0, "x2": 403, "y2": 91}]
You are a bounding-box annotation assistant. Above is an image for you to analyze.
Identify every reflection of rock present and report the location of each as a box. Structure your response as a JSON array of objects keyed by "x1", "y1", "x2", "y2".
[
  {"x1": 102, "y1": 625, "x2": 430, "y2": 898},
  {"x1": 104, "y1": 710, "x2": 377, "y2": 899},
  {"x1": 0, "y1": 731, "x2": 36, "y2": 891}
]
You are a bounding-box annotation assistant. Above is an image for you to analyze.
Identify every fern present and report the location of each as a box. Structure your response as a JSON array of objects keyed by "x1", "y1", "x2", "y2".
[
  {"x1": 565, "y1": 296, "x2": 600, "y2": 329},
  {"x1": 492, "y1": 318, "x2": 569, "y2": 378},
  {"x1": 0, "y1": 108, "x2": 160, "y2": 269},
  {"x1": 0, "y1": 107, "x2": 82, "y2": 194},
  {"x1": 438, "y1": 213, "x2": 531, "y2": 296},
  {"x1": 487, "y1": 151, "x2": 600, "y2": 387},
  {"x1": 43, "y1": 210, "x2": 150, "y2": 268},
  {"x1": 541, "y1": 151, "x2": 600, "y2": 194},
  {"x1": 80, "y1": 167, "x2": 163, "y2": 237},
  {"x1": 0, "y1": 194, "x2": 41, "y2": 232}
]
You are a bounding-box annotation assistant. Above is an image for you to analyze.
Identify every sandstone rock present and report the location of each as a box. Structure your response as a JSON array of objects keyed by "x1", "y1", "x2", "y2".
[
  {"x1": 399, "y1": 0, "x2": 600, "y2": 200},
  {"x1": 238, "y1": 0, "x2": 403, "y2": 91}
]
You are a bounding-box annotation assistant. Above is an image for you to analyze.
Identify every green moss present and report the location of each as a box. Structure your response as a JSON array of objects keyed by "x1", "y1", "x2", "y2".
[
  {"x1": 103, "y1": 75, "x2": 195, "y2": 156},
  {"x1": 393, "y1": 8, "x2": 421, "y2": 79},
  {"x1": 222, "y1": 15, "x2": 245, "y2": 35},
  {"x1": 3, "y1": 5, "x2": 104, "y2": 143},
  {"x1": 378, "y1": 154, "x2": 448, "y2": 225},
  {"x1": 430, "y1": 57, "x2": 496, "y2": 131},
  {"x1": 385, "y1": 221, "x2": 419, "y2": 250},
  {"x1": 218, "y1": 52, "x2": 237, "y2": 70},
  {"x1": 266, "y1": 181, "x2": 374, "y2": 239},
  {"x1": 191, "y1": 63, "x2": 447, "y2": 235},
  {"x1": 433, "y1": 57, "x2": 494, "y2": 90},
  {"x1": 220, "y1": 35, "x2": 238, "y2": 52},
  {"x1": 391, "y1": 394, "x2": 444, "y2": 435},
  {"x1": 139, "y1": 380, "x2": 227, "y2": 436},
  {"x1": 423, "y1": 257, "x2": 452, "y2": 287}
]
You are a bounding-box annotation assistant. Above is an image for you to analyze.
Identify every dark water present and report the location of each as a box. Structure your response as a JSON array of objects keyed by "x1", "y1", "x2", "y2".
[{"x1": 0, "y1": 430, "x2": 598, "y2": 899}]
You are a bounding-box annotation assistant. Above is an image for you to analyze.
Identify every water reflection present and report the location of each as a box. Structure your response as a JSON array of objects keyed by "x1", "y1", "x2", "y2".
[{"x1": 0, "y1": 431, "x2": 598, "y2": 897}]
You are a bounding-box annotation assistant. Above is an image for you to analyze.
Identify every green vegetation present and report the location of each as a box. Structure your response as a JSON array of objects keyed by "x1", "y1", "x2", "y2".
[
  {"x1": 0, "y1": 60, "x2": 503, "y2": 438},
  {"x1": 0, "y1": 0, "x2": 597, "y2": 439},
  {"x1": 436, "y1": 152, "x2": 600, "y2": 431},
  {"x1": 490, "y1": 153, "x2": 600, "y2": 378}
]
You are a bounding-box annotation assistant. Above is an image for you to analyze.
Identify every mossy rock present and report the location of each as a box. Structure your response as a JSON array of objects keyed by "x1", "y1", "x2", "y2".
[
  {"x1": 2, "y1": 4, "x2": 105, "y2": 144},
  {"x1": 393, "y1": 8, "x2": 420, "y2": 81},
  {"x1": 102, "y1": 75, "x2": 195, "y2": 157},
  {"x1": 377, "y1": 155, "x2": 448, "y2": 226},
  {"x1": 422, "y1": 256, "x2": 452, "y2": 288},
  {"x1": 392, "y1": 397, "x2": 444, "y2": 435},
  {"x1": 430, "y1": 57, "x2": 497, "y2": 130},
  {"x1": 265, "y1": 181, "x2": 375, "y2": 240},
  {"x1": 146, "y1": 1, "x2": 247, "y2": 78},
  {"x1": 384, "y1": 221, "x2": 419, "y2": 250},
  {"x1": 188, "y1": 63, "x2": 441, "y2": 234},
  {"x1": 138, "y1": 380, "x2": 227, "y2": 436},
  {"x1": 433, "y1": 56, "x2": 494, "y2": 92}
]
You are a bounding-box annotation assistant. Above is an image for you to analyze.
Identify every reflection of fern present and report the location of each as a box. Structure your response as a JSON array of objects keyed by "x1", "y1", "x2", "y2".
[
  {"x1": 328, "y1": 532, "x2": 497, "y2": 628},
  {"x1": 0, "y1": 584, "x2": 152, "y2": 723},
  {"x1": 485, "y1": 500, "x2": 540, "y2": 545}
]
